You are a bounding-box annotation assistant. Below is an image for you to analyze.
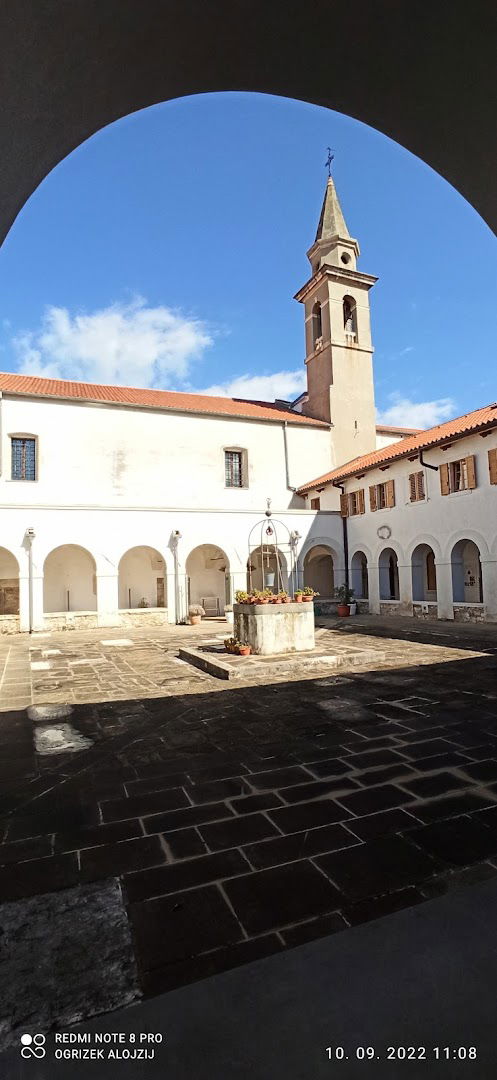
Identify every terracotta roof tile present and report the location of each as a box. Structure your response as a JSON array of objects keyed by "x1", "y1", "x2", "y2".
[
  {"x1": 0, "y1": 372, "x2": 328, "y2": 427},
  {"x1": 297, "y1": 402, "x2": 497, "y2": 493}
]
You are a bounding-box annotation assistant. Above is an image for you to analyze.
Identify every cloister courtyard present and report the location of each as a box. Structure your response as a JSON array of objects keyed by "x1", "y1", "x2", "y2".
[{"x1": 0, "y1": 613, "x2": 496, "y2": 1047}]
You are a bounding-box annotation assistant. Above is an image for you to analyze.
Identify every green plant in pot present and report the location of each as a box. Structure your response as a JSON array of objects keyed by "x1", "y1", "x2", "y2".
[
  {"x1": 334, "y1": 584, "x2": 355, "y2": 616},
  {"x1": 235, "y1": 590, "x2": 249, "y2": 604},
  {"x1": 294, "y1": 589, "x2": 304, "y2": 603},
  {"x1": 302, "y1": 587, "x2": 319, "y2": 602}
]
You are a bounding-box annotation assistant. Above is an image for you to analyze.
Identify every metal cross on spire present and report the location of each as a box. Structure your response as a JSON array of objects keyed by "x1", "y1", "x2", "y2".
[{"x1": 325, "y1": 147, "x2": 334, "y2": 178}]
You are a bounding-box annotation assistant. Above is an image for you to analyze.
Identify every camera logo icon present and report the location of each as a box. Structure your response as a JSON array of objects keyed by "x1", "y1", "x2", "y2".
[{"x1": 20, "y1": 1033, "x2": 46, "y2": 1059}]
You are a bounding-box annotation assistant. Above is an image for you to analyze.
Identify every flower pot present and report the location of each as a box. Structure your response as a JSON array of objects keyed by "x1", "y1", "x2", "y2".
[
  {"x1": 272, "y1": 598, "x2": 282, "y2": 604},
  {"x1": 225, "y1": 610, "x2": 234, "y2": 625},
  {"x1": 283, "y1": 596, "x2": 292, "y2": 603},
  {"x1": 257, "y1": 598, "x2": 269, "y2": 604},
  {"x1": 294, "y1": 594, "x2": 303, "y2": 603},
  {"x1": 238, "y1": 645, "x2": 251, "y2": 656},
  {"x1": 189, "y1": 615, "x2": 202, "y2": 625},
  {"x1": 337, "y1": 604, "x2": 350, "y2": 617},
  {"x1": 349, "y1": 602, "x2": 357, "y2": 616},
  {"x1": 303, "y1": 596, "x2": 313, "y2": 602}
]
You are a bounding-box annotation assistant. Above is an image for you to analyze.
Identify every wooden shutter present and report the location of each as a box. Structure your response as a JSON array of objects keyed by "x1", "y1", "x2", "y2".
[
  {"x1": 417, "y1": 471, "x2": 425, "y2": 499},
  {"x1": 386, "y1": 479, "x2": 395, "y2": 508},
  {"x1": 465, "y1": 454, "x2": 477, "y2": 489},
  {"x1": 340, "y1": 493, "x2": 349, "y2": 517},
  {"x1": 358, "y1": 488, "x2": 365, "y2": 514},
  {"x1": 369, "y1": 485, "x2": 377, "y2": 511},
  {"x1": 408, "y1": 473, "x2": 417, "y2": 502},
  {"x1": 488, "y1": 448, "x2": 497, "y2": 485},
  {"x1": 440, "y1": 462, "x2": 450, "y2": 495}
]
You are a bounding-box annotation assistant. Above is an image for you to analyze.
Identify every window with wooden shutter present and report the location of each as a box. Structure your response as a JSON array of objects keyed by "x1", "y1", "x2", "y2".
[
  {"x1": 311, "y1": 497, "x2": 320, "y2": 510},
  {"x1": 409, "y1": 471, "x2": 425, "y2": 502},
  {"x1": 386, "y1": 479, "x2": 395, "y2": 508},
  {"x1": 440, "y1": 462, "x2": 450, "y2": 496},
  {"x1": 488, "y1": 448, "x2": 497, "y2": 485},
  {"x1": 340, "y1": 493, "x2": 348, "y2": 517},
  {"x1": 466, "y1": 454, "x2": 476, "y2": 489},
  {"x1": 357, "y1": 488, "x2": 365, "y2": 514},
  {"x1": 369, "y1": 485, "x2": 377, "y2": 512}
]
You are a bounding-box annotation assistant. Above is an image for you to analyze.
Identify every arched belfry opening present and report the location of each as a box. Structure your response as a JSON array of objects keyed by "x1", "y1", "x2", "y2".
[
  {"x1": 311, "y1": 301, "x2": 323, "y2": 348},
  {"x1": 343, "y1": 295, "x2": 357, "y2": 341}
]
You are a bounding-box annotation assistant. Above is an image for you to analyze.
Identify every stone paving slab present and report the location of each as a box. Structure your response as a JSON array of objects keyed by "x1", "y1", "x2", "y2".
[
  {"x1": 179, "y1": 640, "x2": 384, "y2": 679},
  {"x1": 0, "y1": 617, "x2": 496, "y2": 1044}
]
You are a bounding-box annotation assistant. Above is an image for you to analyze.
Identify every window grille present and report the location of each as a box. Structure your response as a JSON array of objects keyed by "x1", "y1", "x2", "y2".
[
  {"x1": 11, "y1": 437, "x2": 36, "y2": 480},
  {"x1": 225, "y1": 450, "x2": 243, "y2": 488}
]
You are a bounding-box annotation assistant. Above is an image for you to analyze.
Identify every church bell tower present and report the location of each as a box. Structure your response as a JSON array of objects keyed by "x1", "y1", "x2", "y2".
[{"x1": 294, "y1": 172, "x2": 378, "y2": 467}]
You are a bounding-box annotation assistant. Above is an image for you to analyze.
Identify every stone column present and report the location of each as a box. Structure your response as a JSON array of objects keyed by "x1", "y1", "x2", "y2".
[
  {"x1": 435, "y1": 559, "x2": 454, "y2": 620},
  {"x1": 481, "y1": 558, "x2": 497, "y2": 621},
  {"x1": 96, "y1": 573, "x2": 119, "y2": 628},
  {"x1": 398, "y1": 561, "x2": 413, "y2": 616},
  {"x1": 19, "y1": 574, "x2": 45, "y2": 632},
  {"x1": 367, "y1": 564, "x2": 380, "y2": 614}
]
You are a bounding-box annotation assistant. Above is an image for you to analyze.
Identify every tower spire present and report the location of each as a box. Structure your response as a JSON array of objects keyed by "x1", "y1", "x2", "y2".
[
  {"x1": 307, "y1": 166, "x2": 359, "y2": 274},
  {"x1": 315, "y1": 174, "x2": 351, "y2": 244}
]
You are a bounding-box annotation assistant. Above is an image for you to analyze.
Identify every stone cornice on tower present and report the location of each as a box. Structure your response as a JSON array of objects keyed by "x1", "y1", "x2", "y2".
[{"x1": 294, "y1": 263, "x2": 378, "y2": 304}]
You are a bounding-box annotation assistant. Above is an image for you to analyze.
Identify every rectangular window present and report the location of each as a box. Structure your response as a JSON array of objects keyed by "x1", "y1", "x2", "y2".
[
  {"x1": 440, "y1": 455, "x2": 476, "y2": 495},
  {"x1": 369, "y1": 479, "x2": 395, "y2": 511},
  {"x1": 11, "y1": 437, "x2": 36, "y2": 481},
  {"x1": 340, "y1": 489, "x2": 365, "y2": 517},
  {"x1": 225, "y1": 450, "x2": 243, "y2": 488},
  {"x1": 310, "y1": 497, "x2": 321, "y2": 510},
  {"x1": 408, "y1": 471, "x2": 425, "y2": 502}
]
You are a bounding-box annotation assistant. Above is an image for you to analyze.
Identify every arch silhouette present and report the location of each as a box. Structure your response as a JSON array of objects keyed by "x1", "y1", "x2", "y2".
[{"x1": 0, "y1": 4, "x2": 496, "y2": 245}]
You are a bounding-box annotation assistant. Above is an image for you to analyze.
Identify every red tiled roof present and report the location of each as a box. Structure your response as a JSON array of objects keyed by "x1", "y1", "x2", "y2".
[
  {"x1": 297, "y1": 402, "x2": 497, "y2": 493},
  {"x1": 375, "y1": 423, "x2": 422, "y2": 434},
  {"x1": 0, "y1": 371, "x2": 328, "y2": 427}
]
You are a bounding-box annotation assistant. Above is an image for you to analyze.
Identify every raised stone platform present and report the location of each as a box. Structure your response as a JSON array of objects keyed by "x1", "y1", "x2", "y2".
[
  {"x1": 234, "y1": 601, "x2": 315, "y2": 655},
  {"x1": 178, "y1": 638, "x2": 384, "y2": 680}
]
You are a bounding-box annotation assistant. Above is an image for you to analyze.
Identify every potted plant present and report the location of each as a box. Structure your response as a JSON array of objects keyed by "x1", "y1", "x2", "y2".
[
  {"x1": 294, "y1": 589, "x2": 304, "y2": 603},
  {"x1": 224, "y1": 636, "x2": 238, "y2": 653},
  {"x1": 334, "y1": 584, "x2": 355, "y2": 617},
  {"x1": 303, "y1": 587, "x2": 319, "y2": 602},
  {"x1": 235, "y1": 590, "x2": 249, "y2": 604},
  {"x1": 188, "y1": 603, "x2": 205, "y2": 625},
  {"x1": 270, "y1": 592, "x2": 282, "y2": 603},
  {"x1": 279, "y1": 590, "x2": 291, "y2": 603},
  {"x1": 238, "y1": 643, "x2": 251, "y2": 656}
]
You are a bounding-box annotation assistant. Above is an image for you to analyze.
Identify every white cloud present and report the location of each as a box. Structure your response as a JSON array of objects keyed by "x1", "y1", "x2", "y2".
[
  {"x1": 199, "y1": 370, "x2": 306, "y2": 402},
  {"x1": 377, "y1": 393, "x2": 456, "y2": 430},
  {"x1": 12, "y1": 298, "x2": 213, "y2": 388}
]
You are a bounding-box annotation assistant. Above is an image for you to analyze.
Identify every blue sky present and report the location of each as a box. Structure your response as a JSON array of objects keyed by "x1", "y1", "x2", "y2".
[{"x1": 0, "y1": 92, "x2": 495, "y2": 428}]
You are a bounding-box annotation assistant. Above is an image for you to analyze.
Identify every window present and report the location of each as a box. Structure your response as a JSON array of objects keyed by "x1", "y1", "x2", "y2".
[
  {"x1": 11, "y1": 437, "x2": 36, "y2": 481},
  {"x1": 311, "y1": 301, "x2": 323, "y2": 348},
  {"x1": 310, "y1": 497, "x2": 321, "y2": 510},
  {"x1": 440, "y1": 455, "x2": 476, "y2": 495},
  {"x1": 488, "y1": 448, "x2": 497, "y2": 485},
  {"x1": 408, "y1": 471, "x2": 425, "y2": 502},
  {"x1": 225, "y1": 450, "x2": 242, "y2": 487},
  {"x1": 343, "y1": 295, "x2": 357, "y2": 341},
  {"x1": 224, "y1": 448, "x2": 248, "y2": 488},
  {"x1": 369, "y1": 479, "x2": 395, "y2": 511},
  {"x1": 340, "y1": 489, "x2": 365, "y2": 517}
]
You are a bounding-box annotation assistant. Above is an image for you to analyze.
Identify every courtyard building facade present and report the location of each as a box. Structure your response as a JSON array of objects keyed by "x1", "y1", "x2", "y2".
[{"x1": 1, "y1": 175, "x2": 495, "y2": 631}]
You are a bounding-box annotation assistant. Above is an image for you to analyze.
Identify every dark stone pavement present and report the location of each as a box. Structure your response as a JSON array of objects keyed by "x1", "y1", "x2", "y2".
[{"x1": 0, "y1": 619, "x2": 496, "y2": 1045}]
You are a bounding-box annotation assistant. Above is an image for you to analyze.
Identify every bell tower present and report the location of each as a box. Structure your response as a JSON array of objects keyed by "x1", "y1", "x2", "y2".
[{"x1": 294, "y1": 173, "x2": 378, "y2": 467}]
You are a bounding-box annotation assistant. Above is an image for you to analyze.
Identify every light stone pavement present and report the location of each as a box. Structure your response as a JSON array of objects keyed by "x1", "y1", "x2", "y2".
[{"x1": 0, "y1": 615, "x2": 491, "y2": 713}]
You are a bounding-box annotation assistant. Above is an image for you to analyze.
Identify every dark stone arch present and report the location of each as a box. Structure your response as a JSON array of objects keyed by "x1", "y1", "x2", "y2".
[{"x1": 0, "y1": 2, "x2": 496, "y2": 245}]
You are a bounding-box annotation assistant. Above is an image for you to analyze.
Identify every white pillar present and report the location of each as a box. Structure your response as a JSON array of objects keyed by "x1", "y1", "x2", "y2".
[
  {"x1": 368, "y1": 564, "x2": 380, "y2": 614},
  {"x1": 398, "y1": 562, "x2": 413, "y2": 616},
  {"x1": 96, "y1": 573, "x2": 119, "y2": 628},
  {"x1": 435, "y1": 559, "x2": 454, "y2": 620},
  {"x1": 481, "y1": 558, "x2": 497, "y2": 621}
]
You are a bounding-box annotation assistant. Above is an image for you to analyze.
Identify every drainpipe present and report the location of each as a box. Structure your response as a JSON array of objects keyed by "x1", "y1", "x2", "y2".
[
  {"x1": 282, "y1": 422, "x2": 296, "y2": 492},
  {"x1": 332, "y1": 481, "x2": 349, "y2": 587},
  {"x1": 419, "y1": 449, "x2": 438, "y2": 471},
  {"x1": 25, "y1": 527, "x2": 35, "y2": 633}
]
